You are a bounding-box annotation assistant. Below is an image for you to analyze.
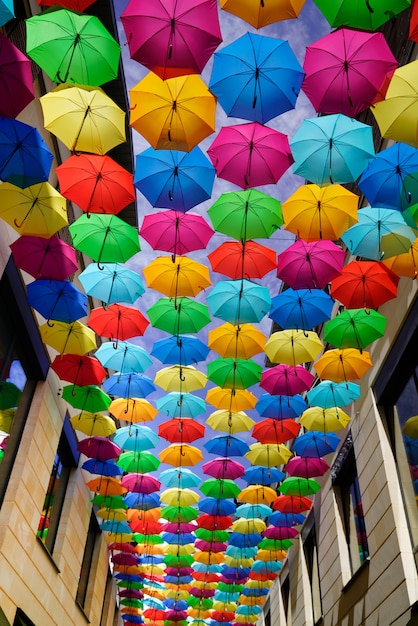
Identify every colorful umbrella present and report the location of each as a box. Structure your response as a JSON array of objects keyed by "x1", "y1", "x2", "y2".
[
  {"x1": 27, "y1": 279, "x2": 87, "y2": 324},
  {"x1": 78, "y1": 435, "x2": 120, "y2": 460},
  {"x1": 207, "y1": 358, "x2": 262, "y2": 390},
  {"x1": 208, "y1": 241, "x2": 276, "y2": 280},
  {"x1": 381, "y1": 238, "x2": 418, "y2": 278},
  {"x1": 277, "y1": 239, "x2": 345, "y2": 290},
  {"x1": 306, "y1": 380, "x2": 360, "y2": 409},
  {"x1": 135, "y1": 147, "x2": 215, "y2": 213},
  {"x1": 242, "y1": 466, "x2": 285, "y2": 486},
  {"x1": 56, "y1": 153, "x2": 135, "y2": 215},
  {"x1": 69, "y1": 213, "x2": 140, "y2": 265},
  {"x1": 40, "y1": 320, "x2": 96, "y2": 355},
  {"x1": 0, "y1": 181, "x2": 68, "y2": 238},
  {"x1": 208, "y1": 323, "x2": 266, "y2": 360},
  {"x1": 312, "y1": 0, "x2": 410, "y2": 30},
  {"x1": 269, "y1": 288, "x2": 334, "y2": 331},
  {"x1": 291, "y1": 431, "x2": 340, "y2": 458},
  {"x1": 117, "y1": 451, "x2": 160, "y2": 475},
  {"x1": 160, "y1": 488, "x2": 200, "y2": 507},
  {"x1": 62, "y1": 384, "x2": 111, "y2": 412},
  {"x1": 95, "y1": 340, "x2": 152, "y2": 374},
  {"x1": 158, "y1": 418, "x2": 205, "y2": 443},
  {"x1": 50, "y1": 354, "x2": 106, "y2": 386},
  {"x1": 285, "y1": 455, "x2": 329, "y2": 479},
  {"x1": 109, "y1": 398, "x2": 158, "y2": 424},
  {"x1": 204, "y1": 435, "x2": 250, "y2": 457},
  {"x1": 142, "y1": 256, "x2": 211, "y2": 298},
  {"x1": 82, "y1": 459, "x2": 123, "y2": 477},
  {"x1": 200, "y1": 478, "x2": 241, "y2": 500},
  {"x1": 10, "y1": 234, "x2": 78, "y2": 281},
  {"x1": 103, "y1": 372, "x2": 156, "y2": 399},
  {"x1": 159, "y1": 467, "x2": 201, "y2": 489},
  {"x1": 88, "y1": 304, "x2": 149, "y2": 342},
  {"x1": 35, "y1": 0, "x2": 96, "y2": 10},
  {"x1": 219, "y1": 0, "x2": 306, "y2": 28},
  {"x1": 314, "y1": 348, "x2": 373, "y2": 383},
  {"x1": 130, "y1": 73, "x2": 216, "y2": 152},
  {"x1": 0, "y1": 0, "x2": 13, "y2": 25},
  {"x1": 206, "y1": 409, "x2": 255, "y2": 433},
  {"x1": 154, "y1": 365, "x2": 207, "y2": 393},
  {"x1": 70, "y1": 411, "x2": 116, "y2": 437},
  {"x1": 330, "y1": 260, "x2": 399, "y2": 309},
  {"x1": 207, "y1": 279, "x2": 271, "y2": 325},
  {"x1": 120, "y1": 0, "x2": 221, "y2": 79},
  {"x1": 26, "y1": 9, "x2": 120, "y2": 86},
  {"x1": 245, "y1": 442, "x2": 292, "y2": 467},
  {"x1": 113, "y1": 425, "x2": 160, "y2": 452},
  {"x1": 0, "y1": 33, "x2": 35, "y2": 118},
  {"x1": 323, "y1": 308, "x2": 387, "y2": 351},
  {"x1": 0, "y1": 382, "x2": 21, "y2": 410},
  {"x1": 299, "y1": 406, "x2": 351, "y2": 432},
  {"x1": 260, "y1": 364, "x2": 315, "y2": 396},
  {"x1": 302, "y1": 28, "x2": 397, "y2": 117},
  {"x1": 151, "y1": 335, "x2": 209, "y2": 366},
  {"x1": 209, "y1": 32, "x2": 304, "y2": 123},
  {"x1": 201, "y1": 458, "x2": 245, "y2": 480},
  {"x1": 40, "y1": 84, "x2": 126, "y2": 154},
  {"x1": 156, "y1": 392, "x2": 206, "y2": 418},
  {"x1": 290, "y1": 113, "x2": 375, "y2": 186},
  {"x1": 206, "y1": 388, "x2": 257, "y2": 412},
  {"x1": 252, "y1": 418, "x2": 300, "y2": 444},
  {"x1": 147, "y1": 298, "x2": 211, "y2": 334},
  {"x1": 255, "y1": 394, "x2": 306, "y2": 420},
  {"x1": 78, "y1": 263, "x2": 145, "y2": 305},
  {"x1": 207, "y1": 122, "x2": 293, "y2": 190},
  {"x1": 265, "y1": 329, "x2": 323, "y2": 367}
]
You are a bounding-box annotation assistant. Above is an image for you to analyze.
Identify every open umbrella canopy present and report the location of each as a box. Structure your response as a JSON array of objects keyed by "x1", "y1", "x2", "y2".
[
  {"x1": 154, "y1": 365, "x2": 207, "y2": 393},
  {"x1": 291, "y1": 431, "x2": 340, "y2": 458},
  {"x1": 220, "y1": 0, "x2": 306, "y2": 28},
  {"x1": 255, "y1": 394, "x2": 306, "y2": 420},
  {"x1": 201, "y1": 458, "x2": 245, "y2": 480},
  {"x1": 0, "y1": 0, "x2": 13, "y2": 26},
  {"x1": 70, "y1": 411, "x2": 116, "y2": 438},
  {"x1": 78, "y1": 263, "x2": 145, "y2": 306},
  {"x1": 203, "y1": 435, "x2": 250, "y2": 457},
  {"x1": 209, "y1": 32, "x2": 304, "y2": 123},
  {"x1": 9, "y1": 234, "x2": 78, "y2": 281},
  {"x1": 158, "y1": 418, "x2": 205, "y2": 443},
  {"x1": 88, "y1": 305, "x2": 149, "y2": 342},
  {"x1": 208, "y1": 323, "x2": 266, "y2": 360},
  {"x1": 252, "y1": 418, "x2": 300, "y2": 444},
  {"x1": 306, "y1": 380, "x2": 360, "y2": 409},
  {"x1": 314, "y1": 348, "x2": 373, "y2": 383},
  {"x1": 323, "y1": 308, "x2": 387, "y2": 351},
  {"x1": 277, "y1": 239, "x2": 345, "y2": 290},
  {"x1": 103, "y1": 372, "x2": 156, "y2": 399},
  {"x1": 381, "y1": 237, "x2": 418, "y2": 278},
  {"x1": 207, "y1": 357, "x2": 262, "y2": 390},
  {"x1": 108, "y1": 398, "x2": 158, "y2": 424},
  {"x1": 62, "y1": 384, "x2": 111, "y2": 412},
  {"x1": 260, "y1": 364, "x2": 315, "y2": 396},
  {"x1": 285, "y1": 455, "x2": 330, "y2": 479},
  {"x1": 40, "y1": 320, "x2": 96, "y2": 355},
  {"x1": 206, "y1": 409, "x2": 255, "y2": 433},
  {"x1": 207, "y1": 279, "x2": 271, "y2": 325},
  {"x1": 245, "y1": 442, "x2": 292, "y2": 467},
  {"x1": 312, "y1": 0, "x2": 410, "y2": 30},
  {"x1": 113, "y1": 425, "x2": 160, "y2": 452},
  {"x1": 0, "y1": 33, "x2": 35, "y2": 119},
  {"x1": 147, "y1": 298, "x2": 211, "y2": 334},
  {"x1": 50, "y1": 354, "x2": 106, "y2": 386},
  {"x1": 206, "y1": 387, "x2": 257, "y2": 412},
  {"x1": 242, "y1": 466, "x2": 285, "y2": 486},
  {"x1": 208, "y1": 241, "x2": 277, "y2": 280},
  {"x1": 265, "y1": 329, "x2": 323, "y2": 367},
  {"x1": 156, "y1": 392, "x2": 206, "y2": 418},
  {"x1": 27, "y1": 279, "x2": 88, "y2": 324},
  {"x1": 95, "y1": 340, "x2": 152, "y2": 374},
  {"x1": 269, "y1": 288, "x2": 334, "y2": 331},
  {"x1": 142, "y1": 256, "x2": 211, "y2": 298},
  {"x1": 299, "y1": 406, "x2": 351, "y2": 433},
  {"x1": 151, "y1": 335, "x2": 209, "y2": 366},
  {"x1": 159, "y1": 467, "x2": 201, "y2": 489},
  {"x1": 330, "y1": 260, "x2": 399, "y2": 309}
]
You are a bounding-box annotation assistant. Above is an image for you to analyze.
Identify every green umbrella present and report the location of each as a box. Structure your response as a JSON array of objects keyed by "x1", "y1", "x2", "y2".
[
  {"x1": 26, "y1": 8, "x2": 121, "y2": 86},
  {"x1": 217, "y1": 583, "x2": 244, "y2": 593},
  {"x1": 279, "y1": 477, "x2": 321, "y2": 497},
  {"x1": 91, "y1": 494, "x2": 127, "y2": 509},
  {"x1": 69, "y1": 214, "x2": 140, "y2": 266},
  {"x1": 0, "y1": 381, "x2": 22, "y2": 409},
  {"x1": 188, "y1": 597, "x2": 214, "y2": 610},
  {"x1": 160, "y1": 505, "x2": 199, "y2": 523},
  {"x1": 120, "y1": 599, "x2": 143, "y2": 608},
  {"x1": 200, "y1": 477, "x2": 241, "y2": 499},
  {"x1": 164, "y1": 554, "x2": 194, "y2": 567},
  {"x1": 132, "y1": 532, "x2": 163, "y2": 544},
  {"x1": 116, "y1": 450, "x2": 160, "y2": 474},
  {"x1": 147, "y1": 297, "x2": 211, "y2": 334},
  {"x1": 194, "y1": 528, "x2": 230, "y2": 542},
  {"x1": 62, "y1": 384, "x2": 111, "y2": 412},
  {"x1": 117, "y1": 580, "x2": 145, "y2": 590},
  {"x1": 208, "y1": 189, "x2": 283, "y2": 241},
  {"x1": 323, "y1": 308, "x2": 387, "y2": 351},
  {"x1": 312, "y1": 0, "x2": 410, "y2": 31},
  {"x1": 258, "y1": 537, "x2": 293, "y2": 551},
  {"x1": 207, "y1": 357, "x2": 262, "y2": 390}
]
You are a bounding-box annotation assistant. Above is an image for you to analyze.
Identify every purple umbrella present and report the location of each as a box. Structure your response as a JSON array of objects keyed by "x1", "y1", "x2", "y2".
[{"x1": 277, "y1": 239, "x2": 345, "y2": 289}]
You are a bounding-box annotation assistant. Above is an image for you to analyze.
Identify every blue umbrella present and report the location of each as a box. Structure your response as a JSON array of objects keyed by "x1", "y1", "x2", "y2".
[
  {"x1": 100, "y1": 520, "x2": 132, "y2": 534},
  {"x1": 78, "y1": 263, "x2": 145, "y2": 305},
  {"x1": 121, "y1": 616, "x2": 143, "y2": 624},
  {"x1": 156, "y1": 392, "x2": 206, "y2": 418},
  {"x1": 241, "y1": 587, "x2": 269, "y2": 596},
  {"x1": 103, "y1": 372, "x2": 156, "y2": 398},
  {"x1": 123, "y1": 492, "x2": 160, "y2": 509},
  {"x1": 112, "y1": 424, "x2": 160, "y2": 452},
  {"x1": 207, "y1": 279, "x2": 271, "y2": 325},
  {"x1": 151, "y1": 335, "x2": 209, "y2": 365},
  {"x1": 236, "y1": 602, "x2": 263, "y2": 612},
  {"x1": 204, "y1": 434, "x2": 250, "y2": 457},
  {"x1": 403, "y1": 436, "x2": 418, "y2": 466},
  {"x1": 269, "y1": 288, "x2": 334, "y2": 330},
  {"x1": 341, "y1": 206, "x2": 416, "y2": 260},
  {"x1": 306, "y1": 380, "x2": 360, "y2": 408},
  {"x1": 140, "y1": 555, "x2": 165, "y2": 565},
  {"x1": 358, "y1": 142, "x2": 418, "y2": 211},
  {"x1": 164, "y1": 599, "x2": 189, "y2": 610},
  {"x1": 81, "y1": 458, "x2": 123, "y2": 476},
  {"x1": 255, "y1": 394, "x2": 307, "y2": 419},
  {"x1": 292, "y1": 431, "x2": 340, "y2": 458},
  {"x1": 165, "y1": 575, "x2": 193, "y2": 585},
  {"x1": 242, "y1": 466, "x2": 285, "y2": 485},
  {"x1": 235, "y1": 503, "x2": 273, "y2": 519},
  {"x1": 198, "y1": 497, "x2": 237, "y2": 516},
  {"x1": 27, "y1": 279, "x2": 87, "y2": 324},
  {"x1": 159, "y1": 467, "x2": 201, "y2": 489},
  {"x1": 290, "y1": 113, "x2": 375, "y2": 186},
  {"x1": 162, "y1": 532, "x2": 196, "y2": 545},
  {"x1": 134, "y1": 146, "x2": 215, "y2": 212},
  {"x1": 225, "y1": 545, "x2": 258, "y2": 558},
  {"x1": 268, "y1": 511, "x2": 306, "y2": 526},
  {"x1": 0, "y1": 117, "x2": 53, "y2": 187},
  {"x1": 192, "y1": 563, "x2": 223, "y2": 573},
  {"x1": 0, "y1": 0, "x2": 13, "y2": 26},
  {"x1": 229, "y1": 532, "x2": 263, "y2": 547},
  {"x1": 209, "y1": 32, "x2": 304, "y2": 123},
  {"x1": 222, "y1": 567, "x2": 250, "y2": 579},
  {"x1": 142, "y1": 599, "x2": 166, "y2": 610},
  {"x1": 95, "y1": 340, "x2": 153, "y2": 373}
]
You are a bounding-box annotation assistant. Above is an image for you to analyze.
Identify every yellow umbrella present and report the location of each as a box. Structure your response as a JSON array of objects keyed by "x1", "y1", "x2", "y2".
[
  {"x1": 230, "y1": 518, "x2": 267, "y2": 534},
  {"x1": 234, "y1": 614, "x2": 259, "y2": 623},
  {"x1": 165, "y1": 589, "x2": 190, "y2": 600},
  {"x1": 96, "y1": 507, "x2": 128, "y2": 521},
  {"x1": 154, "y1": 365, "x2": 207, "y2": 393},
  {"x1": 108, "y1": 397, "x2": 158, "y2": 423},
  {"x1": 245, "y1": 579, "x2": 273, "y2": 589},
  {"x1": 164, "y1": 544, "x2": 195, "y2": 556},
  {"x1": 0, "y1": 182, "x2": 68, "y2": 238},
  {"x1": 371, "y1": 60, "x2": 418, "y2": 148},
  {"x1": 245, "y1": 443, "x2": 292, "y2": 467},
  {"x1": 206, "y1": 409, "x2": 255, "y2": 433},
  {"x1": 160, "y1": 487, "x2": 200, "y2": 506},
  {"x1": 137, "y1": 564, "x2": 165, "y2": 575},
  {"x1": 314, "y1": 348, "x2": 373, "y2": 382},
  {"x1": 300, "y1": 406, "x2": 351, "y2": 432},
  {"x1": 104, "y1": 532, "x2": 134, "y2": 543},
  {"x1": 238, "y1": 485, "x2": 278, "y2": 505},
  {"x1": 257, "y1": 549, "x2": 287, "y2": 561},
  {"x1": 40, "y1": 320, "x2": 97, "y2": 355},
  {"x1": 238, "y1": 596, "x2": 266, "y2": 606},
  {"x1": 223, "y1": 556, "x2": 253, "y2": 568},
  {"x1": 382, "y1": 238, "x2": 418, "y2": 278},
  {"x1": 142, "y1": 256, "x2": 211, "y2": 297},
  {"x1": 282, "y1": 183, "x2": 358, "y2": 241},
  {"x1": 40, "y1": 84, "x2": 126, "y2": 154},
  {"x1": 212, "y1": 601, "x2": 237, "y2": 612},
  {"x1": 265, "y1": 329, "x2": 324, "y2": 367},
  {"x1": 159, "y1": 443, "x2": 203, "y2": 467},
  {"x1": 208, "y1": 323, "x2": 266, "y2": 359},
  {"x1": 206, "y1": 387, "x2": 258, "y2": 411},
  {"x1": 0, "y1": 409, "x2": 15, "y2": 434},
  {"x1": 130, "y1": 73, "x2": 216, "y2": 152},
  {"x1": 402, "y1": 416, "x2": 418, "y2": 438},
  {"x1": 70, "y1": 411, "x2": 116, "y2": 437},
  {"x1": 220, "y1": 0, "x2": 306, "y2": 28},
  {"x1": 192, "y1": 581, "x2": 218, "y2": 590}
]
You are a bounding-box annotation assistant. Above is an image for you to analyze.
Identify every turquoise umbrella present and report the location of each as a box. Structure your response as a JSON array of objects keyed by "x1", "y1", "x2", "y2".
[
  {"x1": 159, "y1": 467, "x2": 201, "y2": 489},
  {"x1": 207, "y1": 279, "x2": 271, "y2": 325},
  {"x1": 112, "y1": 425, "x2": 160, "y2": 452},
  {"x1": 78, "y1": 263, "x2": 145, "y2": 305},
  {"x1": 156, "y1": 392, "x2": 206, "y2": 418},
  {"x1": 0, "y1": 0, "x2": 13, "y2": 26},
  {"x1": 95, "y1": 341, "x2": 152, "y2": 374},
  {"x1": 306, "y1": 380, "x2": 360, "y2": 408}
]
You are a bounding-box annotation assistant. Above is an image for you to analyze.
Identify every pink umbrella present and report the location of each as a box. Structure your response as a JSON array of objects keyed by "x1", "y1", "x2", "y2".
[
  {"x1": 0, "y1": 33, "x2": 35, "y2": 118},
  {"x1": 302, "y1": 28, "x2": 398, "y2": 117},
  {"x1": 120, "y1": 0, "x2": 222, "y2": 79},
  {"x1": 118, "y1": 589, "x2": 144, "y2": 599},
  {"x1": 207, "y1": 122, "x2": 293, "y2": 189},
  {"x1": 201, "y1": 457, "x2": 246, "y2": 480},
  {"x1": 263, "y1": 525, "x2": 299, "y2": 540},
  {"x1": 285, "y1": 455, "x2": 330, "y2": 478},
  {"x1": 121, "y1": 473, "x2": 161, "y2": 494},
  {"x1": 195, "y1": 540, "x2": 228, "y2": 553},
  {"x1": 77, "y1": 436, "x2": 121, "y2": 460},
  {"x1": 10, "y1": 235, "x2": 78, "y2": 281},
  {"x1": 277, "y1": 239, "x2": 345, "y2": 289},
  {"x1": 260, "y1": 364, "x2": 315, "y2": 396},
  {"x1": 111, "y1": 553, "x2": 139, "y2": 567},
  {"x1": 139, "y1": 210, "x2": 214, "y2": 257},
  {"x1": 161, "y1": 522, "x2": 197, "y2": 533},
  {"x1": 189, "y1": 587, "x2": 216, "y2": 597}
]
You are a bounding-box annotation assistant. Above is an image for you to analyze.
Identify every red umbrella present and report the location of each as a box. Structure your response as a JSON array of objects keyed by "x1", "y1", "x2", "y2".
[
  {"x1": 56, "y1": 154, "x2": 135, "y2": 215},
  {"x1": 410, "y1": 0, "x2": 418, "y2": 42},
  {"x1": 121, "y1": 473, "x2": 161, "y2": 494},
  {"x1": 197, "y1": 514, "x2": 233, "y2": 530},
  {"x1": 10, "y1": 235, "x2": 78, "y2": 281},
  {"x1": 330, "y1": 260, "x2": 399, "y2": 309},
  {"x1": 277, "y1": 239, "x2": 345, "y2": 289},
  {"x1": 35, "y1": 0, "x2": 96, "y2": 10},
  {"x1": 208, "y1": 241, "x2": 277, "y2": 279},
  {"x1": 201, "y1": 458, "x2": 245, "y2": 480},
  {"x1": 77, "y1": 436, "x2": 121, "y2": 460},
  {"x1": 285, "y1": 455, "x2": 330, "y2": 478},
  {"x1": 120, "y1": 0, "x2": 222, "y2": 79},
  {"x1": 252, "y1": 418, "x2": 300, "y2": 445},
  {"x1": 88, "y1": 304, "x2": 149, "y2": 341},
  {"x1": 207, "y1": 122, "x2": 293, "y2": 189},
  {"x1": 139, "y1": 210, "x2": 214, "y2": 257},
  {"x1": 302, "y1": 28, "x2": 398, "y2": 117},
  {"x1": 50, "y1": 354, "x2": 106, "y2": 386},
  {"x1": 260, "y1": 364, "x2": 315, "y2": 396},
  {"x1": 158, "y1": 418, "x2": 205, "y2": 443},
  {"x1": 0, "y1": 33, "x2": 34, "y2": 118},
  {"x1": 272, "y1": 495, "x2": 313, "y2": 513}
]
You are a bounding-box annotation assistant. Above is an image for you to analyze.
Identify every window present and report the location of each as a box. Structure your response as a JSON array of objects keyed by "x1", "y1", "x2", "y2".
[
  {"x1": 100, "y1": 570, "x2": 115, "y2": 626},
  {"x1": 303, "y1": 522, "x2": 322, "y2": 624},
  {"x1": 332, "y1": 436, "x2": 369, "y2": 575},
  {"x1": 76, "y1": 511, "x2": 101, "y2": 609},
  {"x1": 281, "y1": 575, "x2": 291, "y2": 626},
  {"x1": 13, "y1": 609, "x2": 36, "y2": 626},
  {"x1": 263, "y1": 600, "x2": 271, "y2": 626}
]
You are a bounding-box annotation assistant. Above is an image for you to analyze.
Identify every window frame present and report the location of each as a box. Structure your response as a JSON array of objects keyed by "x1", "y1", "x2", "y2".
[
  {"x1": 302, "y1": 515, "x2": 323, "y2": 625},
  {"x1": 76, "y1": 511, "x2": 101, "y2": 610}
]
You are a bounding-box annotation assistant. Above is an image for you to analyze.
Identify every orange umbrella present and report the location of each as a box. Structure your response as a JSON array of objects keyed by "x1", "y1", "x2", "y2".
[
  {"x1": 108, "y1": 398, "x2": 158, "y2": 423},
  {"x1": 220, "y1": 0, "x2": 306, "y2": 28},
  {"x1": 314, "y1": 348, "x2": 373, "y2": 383},
  {"x1": 86, "y1": 477, "x2": 127, "y2": 497},
  {"x1": 159, "y1": 444, "x2": 204, "y2": 467},
  {"x1": 382, "y1": 238, "x2": 418, "y2": 278}
]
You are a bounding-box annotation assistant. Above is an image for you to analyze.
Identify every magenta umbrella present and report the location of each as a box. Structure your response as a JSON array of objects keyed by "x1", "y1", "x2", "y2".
[
  {"x1": 263, "y1": 525, "x2": 299, "y2": 540},
  {"x1": 77, "y1": 436, "x2": 121, "y2": 461},
  {"x1": 260, "y1": 364, "x2": 315, "y2": 396},
  {"x1": 207, "y1": 122, "x2": 293, "y2": 190},
  {"x1": 277, "y1": 239, "x2": 345, "y2": 289},
  {"x1": 9, "y1": 234, "x2": 78, "y2": 281},
  {"x1": 139, "y1": 210, "x2": 214, "y2": 257},
  {"x1": 302, "y1": 28, "x2": 398, "y2": 118},
  {"x1": 201, "y1": 457, "x2": 246, "y2": 480},
  {"x1": 120, "y1": 0, "x2": 222, "y2": 80},
  {"x1": 0, "y1": 33, "x2": 35, "y2": 118},
  {"x1": 121, "y1": 473, "x2": 161, "y2": 494},
  {"x1": 285, "y1": 455, "x2": 330, "y2": 479}
]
